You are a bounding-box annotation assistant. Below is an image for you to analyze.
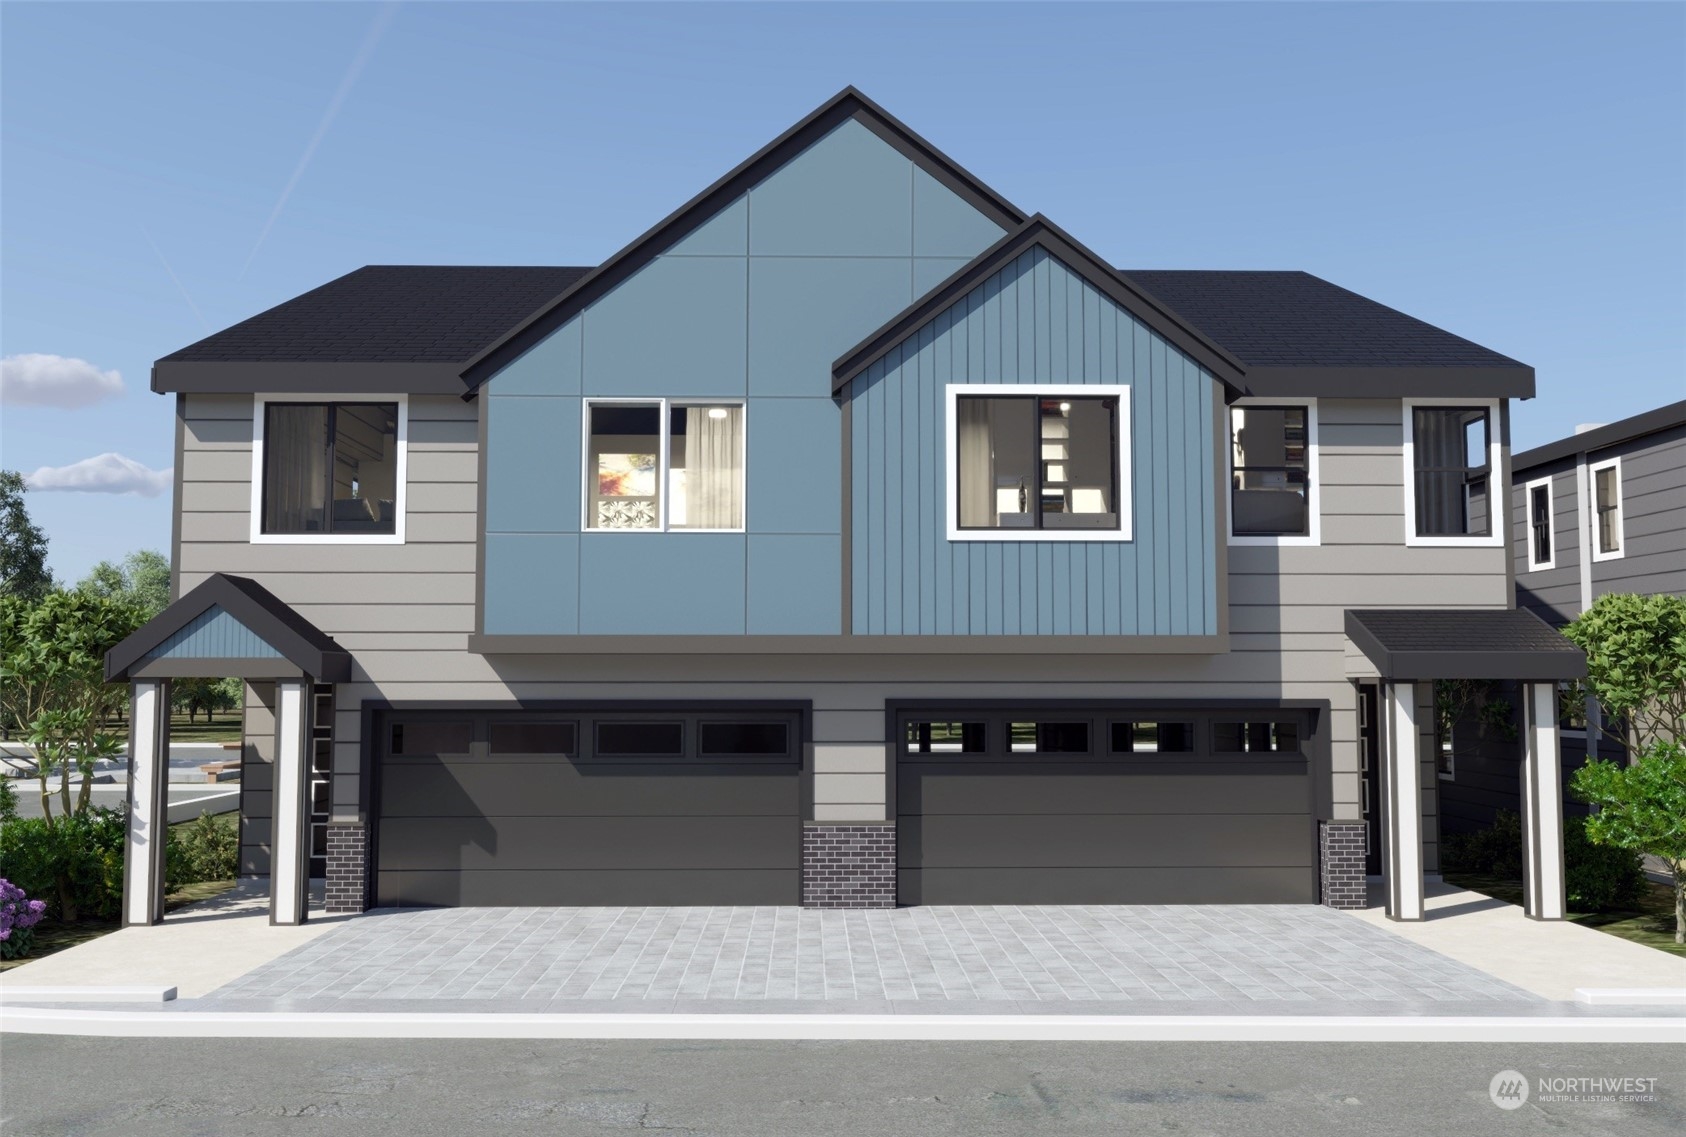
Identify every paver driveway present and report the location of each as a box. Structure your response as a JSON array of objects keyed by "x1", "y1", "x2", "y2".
[{"x1": 211, "y1": 904, "x2": 1536, "y2": 1006}]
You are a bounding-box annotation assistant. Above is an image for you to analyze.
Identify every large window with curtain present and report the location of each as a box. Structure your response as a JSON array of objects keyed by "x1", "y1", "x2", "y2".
[
  {"x1": 258, "y1": 401, "x2": 401, "y2": 537},
  {"x1": 949, "y1": 386, "x2": 1125, "y2": 538},
  {"x1": 584, "y1": 400, "x2": 744, "y2": 531},
  {"x1": 1408, "y1": 403, "x2": 1495, "y2": 540}
]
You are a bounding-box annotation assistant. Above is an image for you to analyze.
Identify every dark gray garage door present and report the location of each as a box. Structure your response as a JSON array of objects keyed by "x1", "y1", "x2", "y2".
[
  {"x1": 897, "y1": 706, "x2": 1317, "y2": 905},
  {"x1": 374, "y1": 709, "x2": 802, "y2": 907}
]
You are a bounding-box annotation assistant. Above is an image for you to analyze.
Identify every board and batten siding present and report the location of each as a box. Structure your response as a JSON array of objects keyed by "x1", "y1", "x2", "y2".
[
  {"x1": 176, "y1": 399, "x2": 1506, "y2": 852},
  {"x1": 844, "y1": 246, "x2": 1219, "y2": 636}
]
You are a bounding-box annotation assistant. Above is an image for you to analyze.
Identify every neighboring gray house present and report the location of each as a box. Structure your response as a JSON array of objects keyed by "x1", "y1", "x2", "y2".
[
  {"x1": 1438, "y1": 401, "x2": 1686, "y2": 833},
  {"x1": 104, "y1": 89, "x2": 1583, "y2": 930}
]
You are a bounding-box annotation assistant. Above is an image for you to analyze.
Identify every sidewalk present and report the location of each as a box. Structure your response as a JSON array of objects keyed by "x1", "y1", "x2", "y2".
[{"x1": 1344, "y1": 880, "x2": 1686, "y2": 1002}]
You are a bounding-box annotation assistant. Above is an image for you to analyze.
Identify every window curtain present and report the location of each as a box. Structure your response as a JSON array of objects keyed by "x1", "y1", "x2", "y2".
[
  {"x1": 957, "y1": 398, "x2": 993, "y2": 527},
  {"x1": 265, "y1": 405, "x2": 329, "y2": 532},
  {"x1": 684, "y1": 406, "x2": 743, "y2": 529},
  {"x1": 1413, "y1": 408, "x2": 1464, "y2": 535}
]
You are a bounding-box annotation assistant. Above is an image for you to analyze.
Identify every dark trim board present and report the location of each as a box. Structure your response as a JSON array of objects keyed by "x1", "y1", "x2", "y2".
[
  {"x1": 460, "y1": 87, "x2": 1027, "y2": 392},
  {"x1": 1240, "y1": 365, "x2": 1536, "y2": 400},
  {"x1": 1512, "y1": 399, "x2": 1686, "y2": 472},
  {"x1": 831, "y1": 215, "x2": 1247, "y2": 395},
  {"x1": 154, "y1": 361, "x2": 466, "y2": 396},
  {"x1": 106, "y1": 573, "x2": 352, "y2": 683}
]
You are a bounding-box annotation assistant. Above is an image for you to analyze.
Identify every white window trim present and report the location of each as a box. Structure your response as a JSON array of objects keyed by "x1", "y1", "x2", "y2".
[
  {"x1": 1523, "y1": 474, "x2": 1556, "y2": 572},
  {"x1": 943, "y1": 383, "x2": 1133, "y2": 543},
  {"x1": 1401, "y1": 397, "x2": 1504, "y2": 548},
  {"x1": 1227, "y1": 396, "x2": 1320, "y2": 547},
  {"x1": 579, "y1": 397, "x2": 747, "y2": 534},
  {"x1": 249, "y1": 393, "x2": 408, "y2": 545},
  {"x1": 1589, "y1": 455, "x2": 1624, "y2": 562}
]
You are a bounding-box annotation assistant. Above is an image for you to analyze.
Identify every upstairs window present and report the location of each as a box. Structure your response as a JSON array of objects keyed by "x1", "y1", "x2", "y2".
[
  {"x1": 1524, "y1": 476, "x2": 1555, "y2": 571},
  {"x1": 585, "y1": 400, "x2": 744, "y2": 531},
  {"x1": 1230, "y1": 402, "x2": 1316, "y2": 542},
  {"x1": 255, "y1": 398, "x2": 404, "y2": 542},
  {"x1": 1590, "y1": 457, "x2": 1623, "y2": 560},
  {"x1": 948, "y1": 385, "x2": 1129, "y2": 541},
  {"x1": 1405, "y1": 401, "x2": 1501, "y2": 546}
]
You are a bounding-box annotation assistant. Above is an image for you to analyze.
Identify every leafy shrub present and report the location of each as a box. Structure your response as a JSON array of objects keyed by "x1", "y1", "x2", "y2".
[
  {"x1": 166, "y1": 812, "x2": 239, "y2": 888},
  {"x1": 0, "y1": 808, "x2": 126, "y2": 922},
  {"x1": 1565, "y1": 815, "x2": 1646, "y2": 911},
  {"x1": 0, "y1": 777, "x2": 17, "y2": 826},
  {"x1": 1442, "y1": 810, "x2": 1523, "y2": 879},
  {"x1": 0, "y1": 877, "x2": 47, "y2": 960}
]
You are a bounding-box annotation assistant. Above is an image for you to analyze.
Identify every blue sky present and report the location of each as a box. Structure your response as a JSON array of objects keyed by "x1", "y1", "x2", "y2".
[{"x1": 3, "y1": 1, "x2": 1682, "y2": 583}]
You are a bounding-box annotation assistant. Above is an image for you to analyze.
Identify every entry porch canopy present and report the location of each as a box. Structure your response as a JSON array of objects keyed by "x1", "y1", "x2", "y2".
[
  {"x1": 1345, "y1": 608, "x2": 1585, "y2": 923},
  {"x1": 105, "y1": 573, "x2": 351, "y2": 927}
]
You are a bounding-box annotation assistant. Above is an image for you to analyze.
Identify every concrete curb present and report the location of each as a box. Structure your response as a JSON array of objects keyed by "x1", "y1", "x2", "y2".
[
  {"x1": 0, "y1": 986, "x2": 176, "y2": 1003},
  {"x1": 1574, "y1": 987, "x2": 1686, "y2": 1006},
  {"x1": 1, "y1": 1007, "x2": 1678, "y2": 1042}
]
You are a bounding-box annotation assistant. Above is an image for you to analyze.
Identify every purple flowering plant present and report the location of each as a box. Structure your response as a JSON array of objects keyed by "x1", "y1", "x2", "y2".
[{"x1": 0, "y1": 877, "x2": 48, "y2": 960}]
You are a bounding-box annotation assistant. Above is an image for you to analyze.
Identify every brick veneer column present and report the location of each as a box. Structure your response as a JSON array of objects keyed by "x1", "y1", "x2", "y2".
[
  {"x1": 802, "y1": 824, "x2": 896, "y2": 908},
  {"x1": 1319, "y1": 820, "x2": 1368, "y2": 909},
  {"x1": 323, "y1": 825, "x2": 367, "y2": 914}
]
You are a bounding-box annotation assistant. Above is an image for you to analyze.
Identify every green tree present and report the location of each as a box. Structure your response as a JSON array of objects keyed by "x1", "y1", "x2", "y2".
[
  {"x1": 0, "y1": 471, "x2": 53, "y2": 604},
  {"x1": 1572, "y1": 742, "x2": 1686, "y2": 944},
  {"x1": 0, "y1": 590, "x2": 142, "y2": 822},
  {"x1": 1563, "y1": 593, "x2": 1686, "y2": 755},
  {"x1": 77, "y1": 549, "x2": 171, "y2": 621},
  {"x1": 171, "y1": 676, "x2": 241, "y2": 724}
]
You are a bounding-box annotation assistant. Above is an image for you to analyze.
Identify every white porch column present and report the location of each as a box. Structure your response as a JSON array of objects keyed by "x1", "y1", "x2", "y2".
[
  {"x1": 271, "y1": 678, "x2": 312, "y2": 926},
  {"x1": 1383, "y1": 680, "x2": 1425, "y2": 921},
  {"x1": 123, "y1": 680, "x2": 170, "y2": 927},
  {"x1": 1522, "y1": 681, "x2": 1567, "y2": 920}
]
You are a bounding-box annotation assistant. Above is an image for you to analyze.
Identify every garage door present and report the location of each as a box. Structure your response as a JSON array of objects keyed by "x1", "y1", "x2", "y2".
[
  {"x1": 897, "y1": 706, "x2": 1316, "y2": 904},
  {"x1": 374, "y1": 709, "x2": 802, "y2": 907}
]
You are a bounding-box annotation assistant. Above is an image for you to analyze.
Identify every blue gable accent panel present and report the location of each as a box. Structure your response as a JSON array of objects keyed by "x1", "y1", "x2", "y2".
[
  {"x1": 480, "y1": 118, "x2": 1007, "y2": 636},
  {"x1": 142, "y1": 605, "x2": 284, "y2": 660},
  {"x1": 847, "y1": 247, "x2": 1219, "y2": 636}
]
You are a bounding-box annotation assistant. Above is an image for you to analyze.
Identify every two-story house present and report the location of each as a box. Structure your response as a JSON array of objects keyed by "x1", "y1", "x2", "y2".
[
  {"x1": 1436, "y1": 400, "x2": 1685, "y2": 835},
  {"x1": 105, "y1": 89, "x2": 1584, "y2": 930}
]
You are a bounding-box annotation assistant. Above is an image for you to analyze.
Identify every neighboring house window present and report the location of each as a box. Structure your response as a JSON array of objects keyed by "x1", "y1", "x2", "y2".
[
  {"x1": 1523, "y1": 476, "x2": 1555, "y2": 571},
  {"x1": 945, "y1": 384, "x2": 1131, "y2": 541},
  {"x1": 251, "y1": 396, "x2": 406, "y2": 543},
  {"x1": 1590, "y1": 456, "x2": 1623, "y2": 560},
  {"x1": 584, "y1": 399, "x2": 744, "y2": 531},
  {"x1": 1229, "y1": 400, "x2": 1318, "y2": 544},
  {"x1": 1436, "y1": 726, "x2": 1455, "y2": 781},
  {"x1": 1403, "y1": 399, "x2": 1502, "y2": 546}
]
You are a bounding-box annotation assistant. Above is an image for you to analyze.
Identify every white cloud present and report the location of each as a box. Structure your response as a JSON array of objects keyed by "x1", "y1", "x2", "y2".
[
  {"x1": 0, "y1": 354, "x2": 125, "y2": 408},
  {"x1": 24, "y1": 453, "x2": 172, "y2": 498}
]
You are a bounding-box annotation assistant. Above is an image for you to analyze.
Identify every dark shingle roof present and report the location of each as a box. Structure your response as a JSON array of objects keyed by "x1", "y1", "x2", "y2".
[
  {"x1": 1345, "y1": 608, "x2": 1585, "y2": 681},
  {"x1": 161, "y1": 266, "x2": 591, "y2": 364},
  {"x1": 1123, "y1": 270, "x2": 1526, "y2": 370}
]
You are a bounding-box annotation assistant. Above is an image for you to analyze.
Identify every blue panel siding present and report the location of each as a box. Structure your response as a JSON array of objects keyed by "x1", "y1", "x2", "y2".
[
  {"x1": 745, "y1": 398, "x2": 840, "y2": 534},
  {"x1": 582, "y1": 256, "x2": 748, "y2": 396},
  {"x1": 748, "y1": 119, "x2": 912, "y2": 256},
  {"x1": 578, "y1": 535, "x2": 746, "y2": 634},
  {"x1": 484, "y1": 534, "x2": 580, "y2": 634},
  {"x1": 748, "y1": 257, "x2": 912, "y2": 396},
  {"x1": 485, "y1": 396, "x2": 580, "y2": 533},
  {"x1": 481, "y1": 117, "x2": 1006, "y2": 635},
  {"x1": 143, "y1": 605, "x2": 282, "y2": 660},
  {"x1": 747, "y1": 534, "x2": 842, "y2": 634},
  {"x1": 846, "y1": 247, "x2": 1219, "y2": 636}
]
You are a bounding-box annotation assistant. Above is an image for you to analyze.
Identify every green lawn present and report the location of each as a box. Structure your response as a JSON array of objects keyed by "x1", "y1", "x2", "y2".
[
  {"x1": 1443, "y1": 871, "x2": 1686, "y2": 959},
  {"x1": 106, "y1": 712, "x2": 243, "y2": 745}
]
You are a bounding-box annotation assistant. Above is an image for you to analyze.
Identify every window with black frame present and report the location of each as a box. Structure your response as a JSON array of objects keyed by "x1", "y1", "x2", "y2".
[
  {"x1": 262, "y1": 402, "x2": 399, "y2": 535},
  {"x1": 1230, "y1": 405, "x2": 1309, "y2": 536},
  {"x1": 955, "y1": 395, "x2": 1119, "y2": 531},
  {"x1": 1528, "y1": 483, "x2": 1552, "y2": 566},
  {"x1": 1412, "y1": 406, "x2": 1491, "y2": 537}
]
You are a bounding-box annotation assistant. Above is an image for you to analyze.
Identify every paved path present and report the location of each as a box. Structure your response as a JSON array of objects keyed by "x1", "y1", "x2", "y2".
[{"x1": 212, "y1": 903, "x2": 1536, "y2": 1006}]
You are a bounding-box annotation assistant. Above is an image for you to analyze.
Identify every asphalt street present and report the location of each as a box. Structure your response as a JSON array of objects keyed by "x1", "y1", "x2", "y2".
[{"x1": 1, "y1": 1037, "x2": 1680, "y2": 1136}]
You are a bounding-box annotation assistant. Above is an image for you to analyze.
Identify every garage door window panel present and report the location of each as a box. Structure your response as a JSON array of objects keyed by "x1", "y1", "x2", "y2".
[
  {"x1": 390, "y1": 720, "x2": 474, "y2": 757},
  {"x1": 905, "y1": 720, "x2": 987, "y2": 755},
  {"x1": 1009, "y1": 721, "x2": 1091, "y2": 754},
  {"x1": 1213, "y1": 720, "x2": 1300, "y2": 755},
  {"x1": 594, "y1": 721, "x2": 685, "y2": 758},
  {"x1": 697, "y1": 721, "x2": 790, "y2": 757},
  {"x1": 489, "y1": 721, "x2": 578, "y2": 756},
  {"x1": 1110, "y1": 721, "x2": 1196, "y2": 754}
]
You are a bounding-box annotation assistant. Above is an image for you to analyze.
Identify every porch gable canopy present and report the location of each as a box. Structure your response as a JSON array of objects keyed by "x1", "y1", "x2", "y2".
[
  {"x1": 1344, "y1": 608, "x2": 1585, "y2": 682},
  {"x1": 105, "y1": 573, "x2": 351, "y2": 683}
]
